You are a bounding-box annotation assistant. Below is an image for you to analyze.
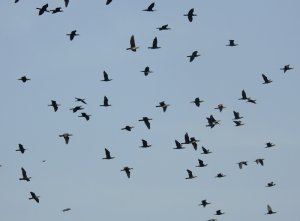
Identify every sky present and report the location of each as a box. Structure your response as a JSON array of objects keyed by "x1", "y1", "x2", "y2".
[{"x1": 0, "y1": 0, "x2": 299, "y2": 221}]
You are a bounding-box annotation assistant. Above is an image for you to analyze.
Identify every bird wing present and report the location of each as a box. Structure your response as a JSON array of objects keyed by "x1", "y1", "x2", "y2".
[
  {"x1": 104, "y1": 96, "x2": 108, "y2": 105},
  {"x1": 64, "y1": 0, "x2": 69, "y2": 7},
  {"x1": 106, "y1": 0, "x2": 112, "y2": 5},
  {"x1": 64, "y1": 136, "x2": 69, "y2": 144},
  {"x1": 130, "y1": 35, "x2": 136, "y2": 47},
  {"x1": 153, "y1": 37, "x2": 158, "y2": 47},
  {"x1": 187, "y1": 169, "x2": 192, "y2": 177},
  {"x1": 184, "y1": 133, "x2": 190, "y2": 143},
  {"x1": 105, "y1": 148, "x2": 111, "y2": 158},
  {"x1": 267, "y1": 205, "x2": 272, "y2": 212},
  {"x1": 148, "y1": 2, "x2": 155, "y2": 10},
  {"x1": 125, "y1": 169, "x2": 130, "y2": 178},
  {"x1": 262, "y1": 74, "x2": 268, "y2": 82},
  {"x1": 202, "y1": 146, "x2": 208, "y2": 153},
  {"x1": 22, "y1": 167, "x2": 27, "y2": 177},
  {"x1": 142, "y1": 139, "x2": 147, "y2": 146},
  {"x1": 103, "y1": 71, "x2": 108, "y2": 80},
  {"x1": 175, "y1": 140, "x2": 181, "y2": 148},
  {"x1": 144, "y1": 119, "x2": 150, "y2": 129}
]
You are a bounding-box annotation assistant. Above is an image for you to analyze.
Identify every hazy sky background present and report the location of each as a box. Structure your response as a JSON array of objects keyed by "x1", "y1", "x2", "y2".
[{"x1": 1, "y1": 1, "x2": 299, "y2": 221}]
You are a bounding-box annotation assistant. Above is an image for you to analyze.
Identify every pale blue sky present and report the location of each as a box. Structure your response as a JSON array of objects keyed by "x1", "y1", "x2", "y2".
[{"x1": 0, "y1": 1, "x2": 299, "y2": 221}]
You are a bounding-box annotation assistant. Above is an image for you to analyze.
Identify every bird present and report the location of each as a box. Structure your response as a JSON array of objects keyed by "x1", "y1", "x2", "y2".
[
  {"x1": 187, "y1": 51, "x2": 200, "y2": 62},
  {"x1": 186, "y1": 169, "x2": 197, "y2": 179},
  {"x1": 121, "y1": 126, "x2": 134, "y2": 131},
  {"x1": 214, "y1": 104, "x2": 226, "y2": 112},
  {"x1": 126, "y1": 35, "x2": 139, "y2": 52},
  {"x1": 265, "y1": 142, "x2": 275, "y2": 148},
  {"x1": 70, "y1": 106, "x2": 84, "y2": 113},
  {"x1": 78, "y1": 112, "x2": 91, "y2": 121},
  {"x1": 36, "y1": 3, "x2": 49, "y2": 15},
  {"x1": 255, "y1": 158, "x2": 264, "y2": 166},
  {"x1": 174, "y1": 140, "x2": 185, "y2": 149},
  {"x1": 100, "y1": 96, "x2": 111, "y2": 107},
  {"x1": 156, "y1": 24, "x2": 171, "y2": 31},
  {"x1": 262, "y1": 74, "x2": 272, "y2": 84},
  {"x1": 48, "y1": 100, "x2": 60, "y2": 112},
  {"x1": 139, "y1": 117, "x2": 152, "y2": 129},
  {"x1": 233, "y1": 111, "x2": 243, "y2": 120},
  {"x1": 190, "y1": 97, "x2": 204, "y2": 107},
  {"x1": 266, "y1": 181, "x2": 276, "y2": 187},
  {"x1": 66, "y1": 30, "x2": 79, "y2": 41},
  {"x1": 148, "y1": 37, "x2": 161, "y2": 49},
  {"x1": 121, "y1": 166, "x2": 133, "y2": 178},
  {"x1": 141, "y1": 66, "x2": 153, "y2": 76},
  {"x1": 140, "y1": 139, "x2": 151, "y2": 148},
  {"x1": 265, "y1": 204, "x2": 276, "y2": 214},
  {"x1": 102, "y1": 148, "x2": 115, "y2": 159},
  {"x1": 233, "y1": 120, "x2": 244, "y2": 126},
  {"x1": 62, "y1": 208, "x2": 71, "y2": 212},
  {"x1": 181, "y1": 132, "x2": 191, "y2": 144},
  {"x1": 206, "y1": 115, "x2": 220, "y2": 128},
  {"x1": 239, "y1": 89, "x2": 248, "y2": 100},
  {"x1": 18, "y1": 76, "x2": 30, "y2": 83},
  {"x1": 196, "y1": 159, "x2": 207, "y2": 168},
  {"x1": 16, "y1": 144, "x2": 27, "y2": 154},
  {"x1": 247, "y1": 97, "x2": 256, "y2": 104},
  {"x1": 29, "y1": 192, "x2": 39, "y2": 203},
  {"x1": 156, "y1": 101, "x2": 170, "y2": 112},
  {"x1": 237, "y1": 161, "x2": 248, "y2": 169},
  {"x1": 101, "y1": 71, "x2": 112, "y2": 81},
  {"x1": 143, "y1": 2, "x2": 155, "y2": 12},
  {"x1": 64, "y1": 0, "x2": 69, "y2": 7},
  {"x1": 50, "y1": 7, "x2": 63, "y2": 13},
  {"x1": 59, "y1": 133, "x2": 73, "y2": 144},
  {"x1": 201, "y1": 146, "x2": 212, "y2": 154},
  {"x1": 215, "y1": 210, "x2": 225, "y2": 215},
  {"x1": 198, "y1": 199, "x2": 211, "y2": 207},
  {"x1": 75, "y1": 97, "x2": 87, "y2": 105},
  {"x1": 190, "y1": 137, "x2": 199, "y2": 150},
  {"x1": 215, "y1": 173, "x2": 226, "y2": 178},
  {"x1": 184, "y1": 8, "x2": 196, "y2": 22},
  {"x1": 19, "y1": 167, "x2": 31, "y2": 181},
  {"x1": 106, "y1": 0, "x2": 112, "y2": 5},
  {"x1": 280, "y1": 64, "x2": 293, "y2": 73},
  {"x1": 226, "y1": 40, "x2": 238, "y2": 46}
]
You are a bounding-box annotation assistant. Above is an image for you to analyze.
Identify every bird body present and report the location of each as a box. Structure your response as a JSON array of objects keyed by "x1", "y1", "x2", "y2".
[
  {"x1": 266, "y1": 181, "x2": 276, "y2": 187},
  {"x1": 226, "y1": 39, "x2": 238, "y2": 46},
  {"x1": 18, "y1": 76, "x2": 30, "y2": 82},
  {"x1": 215, "y1": 173, "x2": 226, "y2": 178},
  {"x1": 215, "y1": 209, "x2": 225, "y2": 215},
  {"x1": 157, "y1": 24, "x2": 171, "y2": 31},
  {"x1": 233, "y1": 111, "x2": 243, "y2": 120},
  {"x1": 62, "y1": 208, "x2": 71, "y2": 212},
  {"x1": 265, "y1": 142, "x2": 275, "y2": 148}
]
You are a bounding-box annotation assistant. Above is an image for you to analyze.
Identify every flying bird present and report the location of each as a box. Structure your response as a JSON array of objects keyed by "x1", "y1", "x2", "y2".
[
  {"x1": 233, "y1": 120, "x2": 244, "y2": 126},
  {"x1": 143, "y1": 2, "x2": 155, "y2": 11},
  {"x1": 126, "y1": 35, "x2": 139, "y2": 52},
  {"x1": 280, "y1": 64, "x2": 293, "y2": 73},
  {"x1": 206, "y1": 115, "x2": 220, "y2": 128},
  {"x1": 102, "y1": 148, "x2": 115, "y2": 159},
  {"x1": 66, "y1": 30, "x2": 79, "y2": 41},
  {"x1": 226, "y1": 40, "x2": 238, "y2": 46},
  {"x1": 198, "y1": 199, "x2": 211, "y2": 207},
  {"x1": 262, "y1": 74, "x2": 272, "y2": 84},
  {"x1": 156, "y1": 24, "x2": 171, "y2": 31},
  {"x1": 255, "y1": 158, "x2": 264, "y2": 166},
  {"x1": 48, "y1": 100, "x2": 60, "y2": 112},
  {"x1": 233, "y1": 111, "x2": 243, "y2": 120},
  {"x1": 18, "y1": 76, "x2": 30, "y2": 83},
  {"x1": 29, "y1": 192, "x2": 39, "y2": 203},
  {"x1": 181, "y1": 132, "x2": 191, "y2": 144},
  {"x1": 62, "y1": 208, "x2": 71, "y2": 212},
  {"x1": 64, "y1": 0, "x2": 69, "y2": 7},
  {"x1": 186, "y1": 169, "x2": 197, "y2": 179},
  {"x1": 140, "y1": 139, "x2": 151, "y2": 148},
  {"x1": 266, "y1": 181, "x2": 276, "y2": 187},
  {"x1": 215, "y1": 173, "x2": 226, "y2": 178},
  {"x1": 148, "y1": 37, "x2": 161, "y2": 49},
  {"x1": 70, "y1": 106, "x2": 84, "y2": 113},
  {"x1": 121, "y1": 126, "x2": 134, "y2": 131},
  {"x1": 121, "y1": 166, "x2": 133, "y2": 178},
  {"x1": 102, "y1": 71, "x2": 112, "y2": 81},
  {"x1": 16, "y1": 144, "x2": 27, "y2": 154},
  {"x1": 139, "y1": 117, "x2": 152, "y2": 129},
  {"x1": 59, "y1": 133, "x2": 73, "y2": 144},
  {"x1": 239, "y1": 90, "x2": 248, "y2": 100},
  {"x1": 265, "y1": 142, "x2": 275, "y2": 148},
  {"x1": 19, "y1": 167, "x2": 31, "y2": 182},
  {"x1": 156, "y1": 101, "x2": 170, "y2": 112},
  {"x1": 187, "y1": 51, "x2": 200, "y2": 62},
  {"x1": 75, "y1": 97, "x2": 87, "y2": 104},
  {"x1": 214, "y1": 104, "x2": 226, "y2": 112},
  {"x1": 196, "y1": 159, "x2": 207, "y2": 168},
  {"x1": 190, "y1": 137, "x2": 199, "y2": 150},
  {"x1": 36, "y1": 3, "x2": 49, "y2": 15},
  {"x1": 141, "y1": 66, "x2": 153, "y2": 76},
  {"x1": 100, "y1": 96, "x2": 111, "y2": 107},
  {"x1": 50, "y1": 7, "x2": 63, "y2": 13},
  {"x1": 201, "y1": 146, "x2": 211, "y2": 154},
  {"x1": 237, "y1": 161, "x2": 248, "y2": 169},
  {"x1": 191, "y1": 97, "x2": 204, "y2": 107},
  {"x1": 247, "y1": 97, "x2": 256, "y2": 104},
  {"x1": 184, "y1": 8, "x2": 196, "y2": 22},
  {"x1": 174, "y1": 140, "x2": 185, "y2": 150},
  {"x1": 78, "y1": 112, "x2": 91, "y2": 121},
  {"x1": 265, "y1": 204, "x2": 276, "y2": 214},
  {"x1": 215, "y1": 210, "x2": 225, "y2": 215}
]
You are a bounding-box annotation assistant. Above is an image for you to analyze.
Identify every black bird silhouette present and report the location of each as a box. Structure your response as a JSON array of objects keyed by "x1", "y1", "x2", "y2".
[
  {"x1": 226, "y1": 39, "x2": 238, "y2": 46},
  {"x1": 234, "y1": 120, "x2": 244, "y2": 126},
  {"x1": 36, "y1": 3, "x2": 49, "y2": 15},
  {"x1": 174, "y1": 140, "x2": 185, "y2": 149},
  {"x1": 78, "y1": 112, "x2": 91, "y2": 121},
  {"x1": 247, "y1": 97, "x2": 256, "y2": 104},
  {"x1": 140, "y1": 139, "x2": 151, "y2": 148},
  {"x1": 126, "y1": 35, "x2": 139, "y2": 52},
  {"x1": 214, "y1": 104, "x2": 226, "y2": 112},
  {"x1": 75, "y1": 97, "x2": 87, "y2": 104},
  {"x1": 187, "y1": 51, "x2": 200, "y2": 62},
  {"x1": 181, "y1": 132, "x2": 191, "y2": 145},
  {"x1": 191, "y1": 97, "x2": 204, "y2": 107},
  {"x1": 29, "y1": 192, "x2": 39, "y2": 203},
  {"x1": 190, "y1": 137, "x2": 199, "y2": 150},
  {"x1": 280, "y1": 64, "x2": 293, "y2": 73},
  {"x1": 199, "y1": 199, "x2": 211, "y2": 207},
  {"x1": 184, "y1": 8, "x2": 196, "y2": 22},
  {"x1": 255, "y1": 158, "x2": 264, "y2": 166},
  {"x1": 156, "y1": 101, "x2": 170, "y2": 112},
  {"x1": 100, "y1": 96, "x2": 111, "y2": 107},
  {"x1": 233, "y1": 111, "x2": 243, "y2": 120},
  {"x1": 215, "y1": 173, "x2": 226, "y2": 178},
  {"x1": 16, "y1": 144, "x2": 26, "y2": 154},
  {"x1": 19, "y1": 167, "x2": 31, "y2": 181},
  {"x1": 262, "y1": 74, "x2": 272, "y2": 84},
  {"x1": 265, "y1": 142, "x2": 275, "y2": 148},
  {"x1": 265, "y1": 204, "x2": 276, "y2": 214},
  {"x1": 215, "y1": 210, "x2": 225, "y2": 215},
  {"x1": 102, "y1": 148, "x2": 115, "y2": 159},
  {"x1": 266, "y1": 181, "x2": 276, "y2": 187},
  {"x1": 59, "y1": 133, "x2": 73, "y2": 144},
  {"x1": 148, "y1": 37, "x2": 161, "y2": 49},
  {"x1": 62, "y1": 208, "x2": 71, "y2": 212},
  {"x1": 206, "y1": 115, "x2": 220, "y2": 128},
  {"x1": 141, "y1": 66, "x2": 153, "y2": 76},
  {"x1": 106, "y1": 0, "x2": 112, "y2": 5},
  {"x1": 70, "y1": 105, "x2": 84, "y2": 113},
  {"x1": 157, "y1": 24, "x2": 171, "y2": 31},
  {"x1": 237, "y1": 161, "x2": 248, "y2": 169},
  {"x1": 196, "y1": 159, "x2": 207, "y2": 168},
  {"x1": 143, "y1": 2, "x2": 155, "y2": 11},
  {"x1": 18, "y1": 76, "x2": 30, "y2": 83},
  {"x1": 121, "y1": 125, "x2": 134, "y2": 131},
  {"x1": 15, "y1": 0, "x2": 19, "y2": 3},
  {"x1": 121, "y1": 166, "x2": 133, "y2": 178},
  {"x1": 201, "y1": 146, "x2": 211, "y2": 154},
  {"x1": 48, "y1": 100, "x2": 60, "y2": 112},
  {"x1": 64, "y1": 0, "x2": 69, "y2": 7},
  {"x1": 67, "y1": 30, "x2": 79, "y2": 41},
  {"x1": 50, "y1": 7, "x2": 63, "y2": 13},
  {"x1": 139, "y1": 117, "x2": 152, "y2": 129},
  {"x1": 239, "y1": 90, "x2": 248, "y2": 100},
  {"x1": 102, "y1": 71, "x2": 112, "y2": 81},
  {"x1": 186, "y1": 169, "x2": 197, "y2": 179}
]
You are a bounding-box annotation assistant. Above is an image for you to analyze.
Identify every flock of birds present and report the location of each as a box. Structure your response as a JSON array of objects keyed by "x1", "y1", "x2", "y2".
[{"x1": 7, "y1": 0, "x2": 295, "y2": 220}]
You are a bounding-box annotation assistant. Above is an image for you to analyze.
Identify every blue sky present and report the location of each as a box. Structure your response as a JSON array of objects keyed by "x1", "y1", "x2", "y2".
[{"x1": 0, "y1": 0, "x2": 299, "y2": 221}]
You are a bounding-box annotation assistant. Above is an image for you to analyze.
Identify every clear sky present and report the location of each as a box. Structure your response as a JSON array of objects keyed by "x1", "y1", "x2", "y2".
[{"x1": 0, "y1": 0, "x2": 299, "y2": 221}]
